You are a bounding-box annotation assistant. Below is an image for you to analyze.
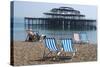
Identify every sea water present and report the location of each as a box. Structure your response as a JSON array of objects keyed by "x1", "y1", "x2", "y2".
[{"x1": 13, "y1": 18, "x2": 97, "y2": 44}]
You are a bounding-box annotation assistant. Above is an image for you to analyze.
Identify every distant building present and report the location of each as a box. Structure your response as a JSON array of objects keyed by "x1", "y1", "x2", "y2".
[{"x1": 24, "y1": 7, "x2": 96, "y2": 30}]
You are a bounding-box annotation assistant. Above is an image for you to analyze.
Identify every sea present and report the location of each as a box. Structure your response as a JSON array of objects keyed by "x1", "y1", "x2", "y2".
[{"x1": 13, "y1": 18, "x2": 97, "y2": 44}]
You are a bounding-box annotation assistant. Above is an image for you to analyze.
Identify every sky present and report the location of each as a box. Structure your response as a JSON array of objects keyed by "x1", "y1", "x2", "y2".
[{"x1": 13, "y1": 1, "x2": 97, "y2": 19}]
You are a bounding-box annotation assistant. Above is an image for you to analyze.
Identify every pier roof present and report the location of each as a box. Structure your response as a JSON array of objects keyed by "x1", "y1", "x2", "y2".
[{"x1": 51, "y1": 7, "x2": 80, "y2": 13}]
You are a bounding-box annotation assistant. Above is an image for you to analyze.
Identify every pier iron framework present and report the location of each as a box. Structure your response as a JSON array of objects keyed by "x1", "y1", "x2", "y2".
[{"x1": 24, "y1": 7, "x2": 96, "y2": 30}]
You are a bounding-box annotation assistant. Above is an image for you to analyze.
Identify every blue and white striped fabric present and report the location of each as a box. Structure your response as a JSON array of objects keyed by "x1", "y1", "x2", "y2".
[
  {"x1": 44, "y1": 38, "x2": 58, "y2": 52},
  {"x1": 61, "y1": 39, "x2": 74, "y2": 52},
  {"x1": 80, "y1": 33, "x2": 88, "y2": 42}
]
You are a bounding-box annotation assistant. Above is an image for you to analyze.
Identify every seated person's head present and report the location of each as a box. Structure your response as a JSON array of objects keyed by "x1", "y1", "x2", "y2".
[{"x1": 26, "y1": 29, "x2": 34, "y2": 35}]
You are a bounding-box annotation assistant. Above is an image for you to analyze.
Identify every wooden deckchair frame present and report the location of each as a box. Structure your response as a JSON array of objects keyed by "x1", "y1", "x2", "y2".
[{"x1": 43, "y1": 38, "x2": 60, "y2": 60}]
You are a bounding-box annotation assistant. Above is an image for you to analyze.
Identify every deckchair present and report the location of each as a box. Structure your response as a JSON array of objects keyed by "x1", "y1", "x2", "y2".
[
  {"x1": 43, "y1": 38, "x2": 60, "y2": 59},
  {"x1": 79, "y1": 32, "x2": 89, "y2": 44},
  {"x1": 61, "y1": 38, "x2": 77, "y2": 57},
  {"x1": 25, "y1": 31, "x2": 40, "y2": 42},
  {"x1": 73, "y1": 33, "x2": 80, "y2": 44},
  {"x1": 73, "y1": 32, "x2": 89, "y2": 44}
]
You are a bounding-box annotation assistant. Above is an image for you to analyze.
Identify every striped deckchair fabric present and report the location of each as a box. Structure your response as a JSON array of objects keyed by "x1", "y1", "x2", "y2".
[
  {"x1": 43, "y1": 38, "x2": 60, "y2": 58},
  {"x1": 61, "y1": 38, "x2": 74, "y2": 52},
  {"x1": 44, "y1": 38, "x2": 58, "y2": 52},
  {"x1": 80, "y1": 33, "x2": 88, "y2": 43},
  {"x1": 61, "y1": 38, "x2": 77, "y2": 57}
]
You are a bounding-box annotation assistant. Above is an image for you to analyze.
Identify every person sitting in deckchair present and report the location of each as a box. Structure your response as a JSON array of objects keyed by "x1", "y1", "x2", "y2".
[{"x1": 25, "y1": 29, "x2": 36, "y2": 42}]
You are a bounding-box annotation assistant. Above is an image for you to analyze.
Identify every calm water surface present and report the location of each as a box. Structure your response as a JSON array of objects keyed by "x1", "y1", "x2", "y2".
[{"x1": 13, "y1": 18, "x2": 97, "y2": 44}]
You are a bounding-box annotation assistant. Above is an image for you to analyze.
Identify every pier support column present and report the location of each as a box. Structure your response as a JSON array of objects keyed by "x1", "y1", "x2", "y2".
[
  {"x1": 32, "y1": 19, "x2": 33, "y2": 29},
  {"x1": 68, "y1": 21, "x2": 70, "y2": 29},
  {"x1": 28, "y1": 19, "x2": 30, "y2": 30},
  {"x1": 62, "y1": 20, "x2": 64, "y2": 30}
]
